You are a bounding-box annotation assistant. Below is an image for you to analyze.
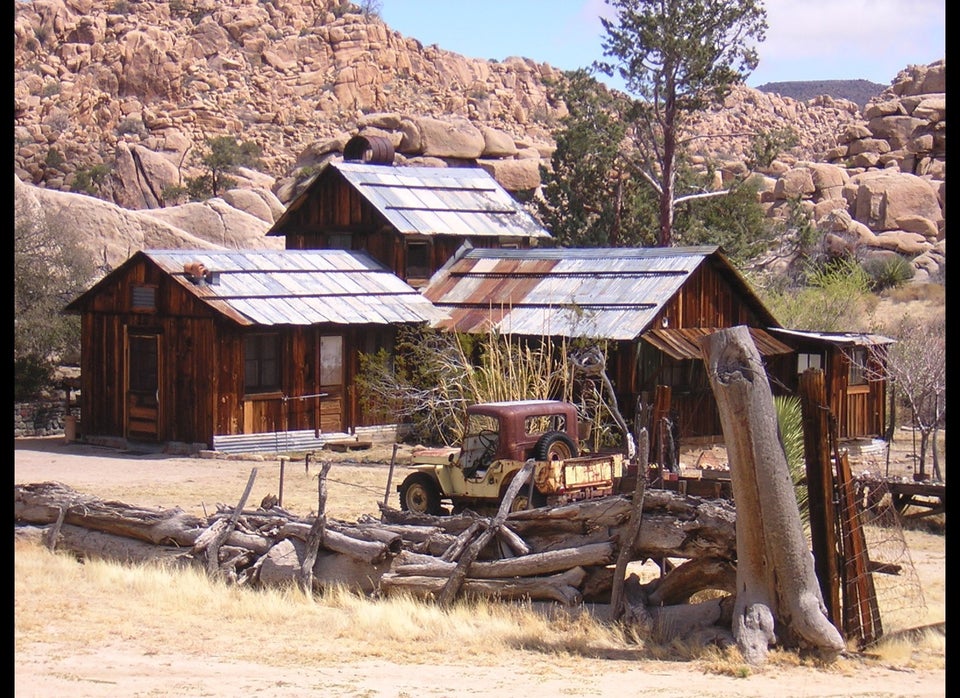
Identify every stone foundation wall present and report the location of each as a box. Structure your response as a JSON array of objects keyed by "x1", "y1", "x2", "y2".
[{"x1": 14, "y1": 393, "x2": 79, "y2": 438}]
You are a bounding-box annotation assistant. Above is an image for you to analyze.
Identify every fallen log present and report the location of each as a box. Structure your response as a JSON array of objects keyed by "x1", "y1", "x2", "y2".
[
  {"x1": 642, "y1": 557, "x2": 737, "y2": 606},
  {"x1": 16, "y1": 481, "x2": 207, "y2": 547},
  {"x1": 380, "y1": 566, "x2": 587, "y2": 605},
  {"x1": 16, "y1": 523, "x2": 194, "y2": 567},
  {"x1": 278, "y1": 521, "x2": 393, "y2": 564},
  {"x1": 391, "y1": 541, "x2": 615, "y2": 579}
]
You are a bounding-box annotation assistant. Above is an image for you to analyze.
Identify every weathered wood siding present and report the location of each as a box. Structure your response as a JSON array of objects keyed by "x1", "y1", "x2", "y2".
[
  {"x1": 76, "y1": 256, "x2": 401, "y2": 447},
  {"x1": 631, "y1": 261, "x2": 792, "y2": 440},
  {"x1": 77, "y1": 258, "x2": 219, "y2": 446},
  {"x1": 280, "y1": 170, "x2": 533, "y2": 285}
]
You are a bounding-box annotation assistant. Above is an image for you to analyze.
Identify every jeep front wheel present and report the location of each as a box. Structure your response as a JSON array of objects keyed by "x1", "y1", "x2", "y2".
[{"x1": 398, "y1": 472, "x2": 443, "y2": 515}]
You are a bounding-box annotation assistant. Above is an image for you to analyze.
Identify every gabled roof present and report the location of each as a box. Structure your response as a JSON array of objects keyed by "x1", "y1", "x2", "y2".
[
  {"x1": 421, "y1": 245, "x2": 781, "y2": 341},
  {"x1": 267, "y1": 161, "x2": 552, "y2": 240},
  {"x1": 65, "y1": 249, "x2": 449, "y2": 327}
]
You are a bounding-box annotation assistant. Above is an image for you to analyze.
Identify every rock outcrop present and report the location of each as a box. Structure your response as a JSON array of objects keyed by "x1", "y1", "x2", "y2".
[
  {"x1": 13, "y1": 0, "x2": 945, "y2": 282},
  {"x1": 14, "y1": 174, "x2": 283, "y2": 271}
]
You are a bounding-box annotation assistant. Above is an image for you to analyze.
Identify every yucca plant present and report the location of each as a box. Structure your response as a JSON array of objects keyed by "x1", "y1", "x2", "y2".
[{"x1": 775, "y1": 394, "x2": 809, "y2": 532}]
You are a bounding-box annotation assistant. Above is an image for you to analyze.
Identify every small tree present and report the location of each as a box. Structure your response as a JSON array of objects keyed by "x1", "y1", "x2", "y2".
[
  {"x1": 675, "y1": 175, "x2": 775, "y2": 266},
  {"x1": 596, "y1": 0, "x2": 767, "y2": 247},
  {"x1": 746, "y1": 127, "x2": 799, "y2": 170},
  {"x1": 188, "y1": 136, "x2": 263, "y2": 198},
  {"x1": 537, "y1": 69, "x2": 658, "y2": 248},
  {"x1": 14, "y1": 212, "x2": 97, "y2": 396},
  {"x1": 870, "y1": 317, "x2": 945, "y2": 480}
]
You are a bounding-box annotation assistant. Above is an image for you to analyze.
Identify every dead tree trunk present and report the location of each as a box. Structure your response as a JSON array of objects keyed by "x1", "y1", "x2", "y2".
[{"x1": 701, "y1": 326, "x2": 845, "y2": 665}]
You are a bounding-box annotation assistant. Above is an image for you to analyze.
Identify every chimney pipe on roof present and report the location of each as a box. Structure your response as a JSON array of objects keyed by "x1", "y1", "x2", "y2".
[{"x1": 343, "y1": 134, "x2": 394, "y2": 164}]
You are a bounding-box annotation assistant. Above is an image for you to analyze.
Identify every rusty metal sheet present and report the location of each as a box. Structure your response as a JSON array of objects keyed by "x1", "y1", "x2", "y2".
[
  {"x1": 423, "y1": 247, "x2": 711, "y2": 340},
  {"x1": 643, "y1": 327, "x2": 793, "y2": 360}
]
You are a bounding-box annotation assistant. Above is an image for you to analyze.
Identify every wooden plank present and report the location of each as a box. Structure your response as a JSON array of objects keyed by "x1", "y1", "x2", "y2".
[
  {"x1": 128, "y1": 405, "x2": 158, "y2": 420},
  {"x1": 835, "y1": 434, "x2": 883, "y2": 647},
  {"x1": 799, "y1": 369, "x2": 842, "y2": 631}
]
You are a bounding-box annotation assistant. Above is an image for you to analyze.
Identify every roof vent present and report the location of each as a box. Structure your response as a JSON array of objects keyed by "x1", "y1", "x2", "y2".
[
  {"x1": 183, "y1": 261, "x2": 217, "y2": 285},
  {"x1": 343, "y1": 134, "x2": 395, "y2": 164}
]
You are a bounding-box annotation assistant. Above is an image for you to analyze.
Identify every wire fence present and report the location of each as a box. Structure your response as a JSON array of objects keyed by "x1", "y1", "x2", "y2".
[{"x1": 838, "y1": 479, "x2": 929, "y2": 642}]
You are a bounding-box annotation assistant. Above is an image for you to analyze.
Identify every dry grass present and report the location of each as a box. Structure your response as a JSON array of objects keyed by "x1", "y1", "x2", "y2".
[
  {"x1": 14, "y1": 540, "x2": 637, "y2": 668},
  {"x1": 14, "y1": 507, "x2": 945, "y2": 679},
  {"x1": 14, "y1": 439, "x2": 945, "y2": 694}
]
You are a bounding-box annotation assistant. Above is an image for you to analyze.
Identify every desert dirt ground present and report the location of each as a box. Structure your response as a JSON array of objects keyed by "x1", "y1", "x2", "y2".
[{"x1": 14, "y1": 435, "x2": 945, "y2": 698}]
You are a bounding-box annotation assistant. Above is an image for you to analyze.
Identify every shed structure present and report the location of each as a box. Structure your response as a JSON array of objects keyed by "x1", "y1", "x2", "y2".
[
  {"x1": 266, "y1": 157, "x2": 552, "y2": 288},
  {"x1": 64, "y1": 249, "x2": 447, "y2": 450},
  {"x1": 768, "y1": 329, "x2": 894, "y2": 440},
  {"x1": 421, "y1": 244, "x2": 797, "y2": 441}
]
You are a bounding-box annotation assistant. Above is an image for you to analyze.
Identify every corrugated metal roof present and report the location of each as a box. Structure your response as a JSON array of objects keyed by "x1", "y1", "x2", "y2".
[
  {"x1": 423, "y1": 246, "x2": 745, "y2": 341},
  {"x1": 271, "y1": 161, "x2": 552, "y2": 240},
  {"x1": 643, "y1": 328, "x2": 794, "y2": 360},
  {"x1": 767, "y1": 328, "x2": 896, "y2": 346},
  {"x1": 144, "y1": 249, "x2": 449, "y2": 327}
]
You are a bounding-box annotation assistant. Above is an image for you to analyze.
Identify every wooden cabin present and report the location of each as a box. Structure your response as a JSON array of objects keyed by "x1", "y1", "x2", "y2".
[
  {"x1": 264, "y1": 136, "x2": 553, "y2": 289},
  {"x1": 421, "y1": 244, "x2": 892, "y2": 444},
  {"x1": 421, "y1": 244, "x2": 798, "y2": 443},
  {"x1": 767, "y1": 328, "x2": 894, "y2": 440},
  {"x1": 63, "y1": 249, "x2": 447, "y2": 451}
]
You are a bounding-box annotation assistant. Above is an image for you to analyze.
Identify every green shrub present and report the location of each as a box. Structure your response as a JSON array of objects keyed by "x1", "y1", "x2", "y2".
[
  {"x1": 116, "y1": 117, "x2": 147, "y2": 137},
  {"x1": 746, "y1": 127, "x2": 799, "y2": 170},
  {"x1": 44, "y1": 148, "x2": 65, "y2": 169},
  {"x1": 861, "y1": 255, "x2": 915, "y2": 292},
  {"x1": 15, "y1": 355, "x2": 55, "y2": 402},
  {"x1": 72, "y1": 163, "x2": 111, "y2": 195}
]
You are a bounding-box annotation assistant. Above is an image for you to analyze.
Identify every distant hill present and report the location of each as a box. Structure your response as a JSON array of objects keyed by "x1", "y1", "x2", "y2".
[{"x1": 754, "y1": 79, "x2": 888, "y2": 110}]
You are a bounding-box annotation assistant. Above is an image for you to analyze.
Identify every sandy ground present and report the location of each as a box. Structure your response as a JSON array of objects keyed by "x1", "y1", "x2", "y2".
[{"x1": 14, "y1": 436, "x2": 946, "y2": 698}]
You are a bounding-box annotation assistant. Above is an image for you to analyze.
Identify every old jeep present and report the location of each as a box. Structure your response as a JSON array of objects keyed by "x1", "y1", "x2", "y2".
[{"x1": 397, "y1": 399, "x2": 625, "y2": 515}]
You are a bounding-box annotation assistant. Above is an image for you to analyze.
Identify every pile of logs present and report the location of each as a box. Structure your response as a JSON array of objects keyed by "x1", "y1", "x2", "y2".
[{"x1": 14, "y1": 461, "x2": 739, "y2": 643}]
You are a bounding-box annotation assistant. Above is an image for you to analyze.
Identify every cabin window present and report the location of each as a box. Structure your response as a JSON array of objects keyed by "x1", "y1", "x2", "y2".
[
  {"x1": 797, "y1": 352, "x2": 822, "y2": 374},
  {"x1": 848, "y1": 347, "x2": 868, "y2": 386},
  {"x1": 244, "y1": 333, "x2": 280, "y2": 393},
  {"x1": 131, "y1": 285, "x2": 156, "y2": 312},
  {"x1": 405, "y1": 240, "x2": 430, "y2": 279},
  {"x1": 128, "y1": 334, "x2": 158, "y2": 393},
  {"x1": 327, "y1": 233, "x2": 352, "y2": 250},
  {"x1": 319, "y1": 335, "x2": 343, "y2": 386}
]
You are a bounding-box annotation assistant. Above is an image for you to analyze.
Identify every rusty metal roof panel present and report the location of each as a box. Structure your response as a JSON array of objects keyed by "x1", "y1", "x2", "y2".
[
  {"x1": 425, "y1": 247, "x2": 716, "y2": 339},
  {"x1": 334, "y1": 162, "x2": 551, "y2": 239},
  {"x1": 144, "y1": 249, "x2": 447, "y2": 327},
  {"x1": 643, "y1": 328, "x2": 794, "y2": 360}
]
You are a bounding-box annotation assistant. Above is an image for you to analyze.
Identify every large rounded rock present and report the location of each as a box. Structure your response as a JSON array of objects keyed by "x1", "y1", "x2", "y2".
[
  {"x1": 477, "y1": 158, "x2": 541, "y2": 192},
  {"x1": 417, "y1": 116, "x2": 485, "y2": 159},
  {"x1": 852, "y1": 171, "x2": 943, "y2": 232}
]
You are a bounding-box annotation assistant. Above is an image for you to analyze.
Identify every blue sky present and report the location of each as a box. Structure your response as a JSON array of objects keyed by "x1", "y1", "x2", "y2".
[{"x1": 380, "y1": 0, "x2": 945, "y2": 91}]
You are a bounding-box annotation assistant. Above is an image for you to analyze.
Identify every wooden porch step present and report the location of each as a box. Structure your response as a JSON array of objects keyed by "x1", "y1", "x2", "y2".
[{"x1": 323, "y1": 439, "x2": 373, "y2": 452}]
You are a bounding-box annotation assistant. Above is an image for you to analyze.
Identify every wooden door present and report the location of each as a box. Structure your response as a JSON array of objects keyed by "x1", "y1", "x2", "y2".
[
  {"x1": 126, "y1": 330, "x2": 160, "y2": 441},
  {"x1": 318, "y1": 334, "x2": 343, "y2": 432}
]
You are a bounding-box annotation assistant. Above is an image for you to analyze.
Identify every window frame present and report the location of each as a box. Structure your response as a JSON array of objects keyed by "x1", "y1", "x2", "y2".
[{"x1": 244, "y1": 333, "x2": 281, "y2": 395}]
